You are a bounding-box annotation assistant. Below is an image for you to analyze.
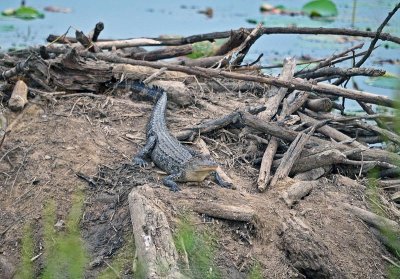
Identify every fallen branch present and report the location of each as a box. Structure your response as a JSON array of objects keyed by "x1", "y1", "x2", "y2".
[{"x1": 342, "y1": 203, "x2": 400, "y2": 234}]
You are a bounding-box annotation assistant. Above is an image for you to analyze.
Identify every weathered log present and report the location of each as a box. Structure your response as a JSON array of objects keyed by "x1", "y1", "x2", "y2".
[
  {"x1": 193, "y1": 202, "x2": 255, "y2": 223},
  {"x1": 112, "y1": 64, "x2": 189, "y2": 81},
  {"x1": 305, "y1": 98, "x2": 333, "y2": 112},
  {"x1": 289, "y1": 149, "x2": 346, "y2": 175},
  {"x1": 281, "y1": 91, "x2": 309, "y2": 116},
  {"x1": 148, "y1": 80, "x2": 193, "y2": 106},
  {"x1": 130, "y1": 45, "x2": 193, "y2": 61},
  {"x1": 342, "y1": 203, "x2": 400, "y2": 234},
  {"x1": 90, "y1": 22, "x2": 104, "y2": 42},
  {"x1": 8, "y1": 80, "x2": 28, "y2": 111},
  {"x1": 281, "y1": 181, "x2": 317, "y2": 207},
  {"x1": 128, "y1": 186, "x2": 187, "y2": 279},
  {"x1": 293, "y1": 166, "x2": 331, "y2": 181},
  {"x1": 299, "y1": 67, "x2": 385, "y2": 80}
]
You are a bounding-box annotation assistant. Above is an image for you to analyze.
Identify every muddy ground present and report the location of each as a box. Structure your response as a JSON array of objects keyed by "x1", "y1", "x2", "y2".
[{"x1": 0, "y1": 88, "x2": 395, "y2": 278}]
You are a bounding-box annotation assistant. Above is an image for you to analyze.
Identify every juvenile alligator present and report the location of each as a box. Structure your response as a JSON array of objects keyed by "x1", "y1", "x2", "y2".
[{"x1": 120, "y1": 81, "x2": 231, "y2": 191}]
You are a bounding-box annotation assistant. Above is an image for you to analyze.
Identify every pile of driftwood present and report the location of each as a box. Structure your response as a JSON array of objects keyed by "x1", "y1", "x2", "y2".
[{"x1": 1, "y1": 4, "x2": 400, "y2": 276}]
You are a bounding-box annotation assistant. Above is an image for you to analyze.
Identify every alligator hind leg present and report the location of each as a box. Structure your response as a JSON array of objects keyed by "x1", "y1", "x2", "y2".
[
  {"x1": 133, "y1": 135, "x2": 156, "y2": 167},
  {"x1": 163, "y1": 172, "x2": 182, "y2": 192}
]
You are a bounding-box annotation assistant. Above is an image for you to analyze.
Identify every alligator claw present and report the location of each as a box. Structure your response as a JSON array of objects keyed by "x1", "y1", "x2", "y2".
[
  {"x1": 170, "y1": 185, "x2": 181, "y2": 192},
  {"x1": 133, "y1": 157, "x2": 148, "y2": 168},
  {"x1": 219, "y1": 181, "x2": 233, "y2": 189},
  {"x1": 214, "y1": 171, "x2": 233, "y2": 188}
]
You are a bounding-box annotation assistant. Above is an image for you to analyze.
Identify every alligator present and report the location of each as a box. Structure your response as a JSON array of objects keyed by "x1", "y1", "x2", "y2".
[{"x1": 118, "y1": 81, "x2": 232, "y2": 192}]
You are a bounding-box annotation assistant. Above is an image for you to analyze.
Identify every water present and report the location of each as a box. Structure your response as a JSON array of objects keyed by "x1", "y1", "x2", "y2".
[{"x1": 0, "y1": 0, "x2": 399, "y2": 110}]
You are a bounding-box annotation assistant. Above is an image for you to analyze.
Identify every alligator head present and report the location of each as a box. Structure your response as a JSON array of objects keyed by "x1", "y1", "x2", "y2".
[{"x1": 183, "y1": 156, "x2": 218, "y2": 182}]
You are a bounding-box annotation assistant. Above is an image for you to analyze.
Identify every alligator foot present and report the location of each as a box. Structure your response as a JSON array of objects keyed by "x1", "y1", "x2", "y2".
[
  {"x1": 214, "y1": 171, "x2": 233, "y2": 188},
  {"x1": 163, "y1": 173, "x2": 182, "y2": 192},
  {"x1": 133, "y1": 156, "x2": 148, "y2": 168}
]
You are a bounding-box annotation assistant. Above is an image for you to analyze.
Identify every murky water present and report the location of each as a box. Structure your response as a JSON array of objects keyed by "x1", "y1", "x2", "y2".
[{"x1": 0, "y1": 0, "x2": 399, "y2": 110}]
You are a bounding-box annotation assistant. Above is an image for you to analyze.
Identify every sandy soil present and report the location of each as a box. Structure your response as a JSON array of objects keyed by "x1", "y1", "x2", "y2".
[{"x1": 0, "y1": 91, "x2": 394, "y2": 278}]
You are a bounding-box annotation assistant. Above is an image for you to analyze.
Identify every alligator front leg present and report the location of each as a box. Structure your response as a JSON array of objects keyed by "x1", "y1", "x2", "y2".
[
  {"x1": 214, "y1": 171, "x2": 233, "y2": 188},
  {"x1": 133, "y1": 135, "x2": 156, "y2": 167},
  {"x1": 163, "y1": 172, "x2": 182, "y2": 192}
]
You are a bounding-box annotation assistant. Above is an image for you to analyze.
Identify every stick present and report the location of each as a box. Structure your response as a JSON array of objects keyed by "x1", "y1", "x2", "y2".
[
  {"x1": 47, "y1": 26, "x2": 400, "y2": 45},
  {"x1": 299, "y1": 67, "x2": 385, "y2": 80},
  {"x1": 91, "y1": 22, "x2": 104, "y2": 42},
  {"x1": 230, "y1": 23, "x2": 264, "y2": 66},
  {"x1": 295, "y1": 43, "x2": 364, "y2": 75},
  {"x1": 0, "y1": 112, "x2": 6, "y2": 149}
]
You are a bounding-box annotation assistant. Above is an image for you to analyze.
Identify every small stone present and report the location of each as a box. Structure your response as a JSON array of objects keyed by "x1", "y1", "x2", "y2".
[
  {"x1": 54, "y1": 219, "x2": 65, "y2": 229},
  {"x1": 44, "y1": 155, "x2": 51, "y2": 160}
]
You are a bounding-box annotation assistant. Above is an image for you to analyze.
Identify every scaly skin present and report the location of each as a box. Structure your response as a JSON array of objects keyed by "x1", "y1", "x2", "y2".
[{"x1": 132, "y1": 86, "x2": 231, "y2": 191}]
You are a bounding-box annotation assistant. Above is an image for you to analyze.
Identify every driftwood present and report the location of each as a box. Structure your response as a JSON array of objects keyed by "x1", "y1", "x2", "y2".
[{"x1": 128, "y1": 186, "x2": 187, "y2": 279}]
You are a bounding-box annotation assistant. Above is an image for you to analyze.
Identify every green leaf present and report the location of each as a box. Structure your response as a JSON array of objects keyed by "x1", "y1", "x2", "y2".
[
  {"x1": 302, "y1": 0, "x2": 338, "y2": 18},
  {"x1": 365, "y1": 73, "x2": 400, "y2": 90},
  {"x1": 2, "y1": 6, "x2": 44, "y2": 20},
  {"x1": 187, "y1": 41, "x2": 218, "y2": 59}
]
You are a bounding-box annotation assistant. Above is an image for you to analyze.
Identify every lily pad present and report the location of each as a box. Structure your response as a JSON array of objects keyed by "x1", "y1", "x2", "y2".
[
  {"x1": 302, "y1": 0, "x2": 338, "y2": 18},
  {"x1": 2, "y1": 6, "x2": 44, "y2": 20},
  {"x1": 365, "y1": 73, "x2": 400, "y2": 90},
  {"x1": 187, "y1": 39, "x2": 226, "y2": 59}
]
